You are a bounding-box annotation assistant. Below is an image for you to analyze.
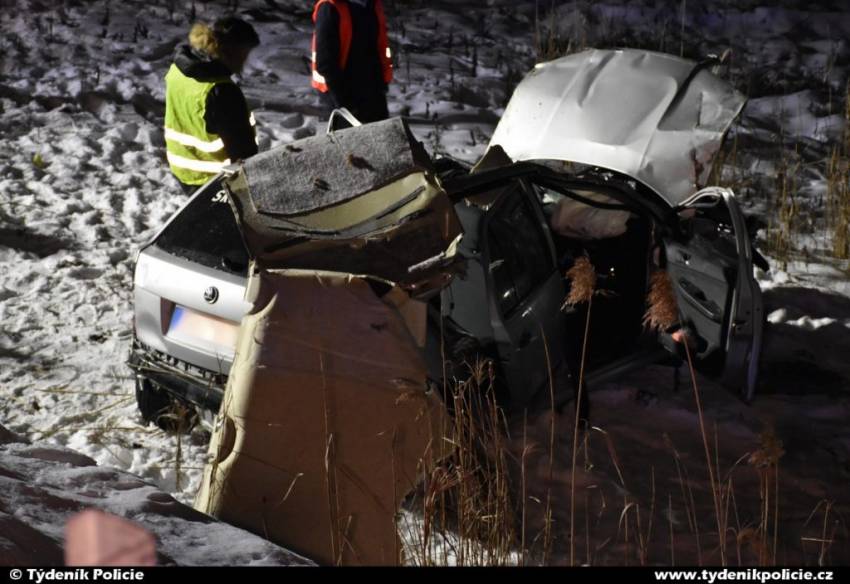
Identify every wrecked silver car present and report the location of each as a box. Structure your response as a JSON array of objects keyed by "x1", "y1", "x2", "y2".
[{"x1": 128, "y1": 48, "x2": 764, "y2": 434}]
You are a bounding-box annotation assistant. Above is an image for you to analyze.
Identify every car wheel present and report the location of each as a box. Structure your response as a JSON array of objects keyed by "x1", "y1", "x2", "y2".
[{"x1": 135, "y1": 376, "x2": 198, "y2": 434}]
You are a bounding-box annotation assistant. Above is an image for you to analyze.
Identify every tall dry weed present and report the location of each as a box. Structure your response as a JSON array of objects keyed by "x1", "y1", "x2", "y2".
[
  {"x1": 405, "y1": 360, "x2": 518, "y2": 566},
  {"x1": 826, "y1": 83, "x2": 850, "y2": 259},
  {"x1": 564, "y1": 255, "x2": 597, "y2": 565},
  {"x1": 748, "y1": 425, "x2": 785, "y2": 565},
  {"x1": 644, "y1": 269, "x2": 726, "y2": 563}
]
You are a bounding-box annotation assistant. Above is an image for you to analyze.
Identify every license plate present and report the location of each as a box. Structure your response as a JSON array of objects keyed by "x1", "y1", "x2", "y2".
[{"x1": 167, "y1": 305, "x2": 240, "y2": 351}]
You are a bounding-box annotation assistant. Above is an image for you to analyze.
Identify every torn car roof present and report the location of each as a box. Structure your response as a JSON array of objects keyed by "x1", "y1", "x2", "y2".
[
  {"x1": 225, "y1": 118, "x2": 462, "y2": 291},
  {"x1": 241, "y1": 118, "x2": 432, "y2": 216}
]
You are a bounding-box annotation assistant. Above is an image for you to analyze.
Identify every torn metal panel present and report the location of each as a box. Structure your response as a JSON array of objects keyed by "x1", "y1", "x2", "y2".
[
  {"x1": 225, "y1": 118, "x2": 462, "y2": 292},
  {"x1": 243, "y1": 118, "x2": 430, "y2": 216},
  {"x1": 195, "y1": 270, "x2": 451, "y2": 566},
  {"x1": 488, "y1": 48, "x2": 746, "y2": 206}
]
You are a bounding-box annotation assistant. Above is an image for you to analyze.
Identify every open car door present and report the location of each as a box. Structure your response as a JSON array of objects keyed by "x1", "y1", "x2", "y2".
[
  {"x1": 481, "y1": 180, "x2": 567, "y2": 404},
  {"x1": 664, "y1": 187, "x2": 764, "y2": 401}
]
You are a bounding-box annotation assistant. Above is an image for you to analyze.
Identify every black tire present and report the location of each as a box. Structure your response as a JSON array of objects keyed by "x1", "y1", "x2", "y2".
[{"x1": 135, "y1": 376, "x2": 198, "y2": 434}]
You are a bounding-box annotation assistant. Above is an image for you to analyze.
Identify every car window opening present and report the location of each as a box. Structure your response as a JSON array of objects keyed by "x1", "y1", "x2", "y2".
[
  {"x1": 537, "y1": 182, "x2": 656, "y2": 368},
  {"x1": 487, "y1": 191, "x2": 555, "y2": 319},
  {"x1": 156, "y1": 187, "x2": 250, "y2": 276}
]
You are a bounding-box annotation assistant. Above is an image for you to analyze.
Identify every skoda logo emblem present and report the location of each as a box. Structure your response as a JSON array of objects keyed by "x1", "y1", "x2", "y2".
[{"x1": 204, "y1": 286, "x2": 219, "y2": 304}]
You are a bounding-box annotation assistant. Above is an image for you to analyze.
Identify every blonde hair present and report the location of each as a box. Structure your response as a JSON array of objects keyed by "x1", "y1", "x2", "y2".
[{"x1": 189, "y1": 23, "x2": 220, "y2": 58}]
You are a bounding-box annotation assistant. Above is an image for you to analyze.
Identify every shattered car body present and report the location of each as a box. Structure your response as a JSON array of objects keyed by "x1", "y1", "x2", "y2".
[
  {"x1": 128, "y1": 48, "x2": 765, "y2": 436},
  {"x1": 127, "y1": 47, "x2": 765, "y2": 565}
]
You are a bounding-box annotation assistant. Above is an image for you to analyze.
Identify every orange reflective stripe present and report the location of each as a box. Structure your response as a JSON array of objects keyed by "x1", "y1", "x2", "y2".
[
  {"x1": 310, "y1": 35, "x2": 326, "y2": 91},
  {"x1": 311, "y1": 0, "x2": 329, "y2": 91}
]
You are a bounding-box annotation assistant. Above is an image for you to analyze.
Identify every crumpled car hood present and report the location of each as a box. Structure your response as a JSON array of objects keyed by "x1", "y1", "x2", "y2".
[{"x1": 487, "y1": 48, "x2": 746, "y2": 206}]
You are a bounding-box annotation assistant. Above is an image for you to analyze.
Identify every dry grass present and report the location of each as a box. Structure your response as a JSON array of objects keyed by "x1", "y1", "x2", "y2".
[
  {"x1": 706, "y1": 71, "x2": 850, "y2": 270},
  {"x1": 396, "y1": 329, "x2": 849, "y2": 566},
  {"x1": 402, "y1": 359, "x2": 519, "y2": 566},
  {"x1": 826, "y1": 147, "x2": 850, "y2": 259},
  {"x1": 151, "y1": 400, "x2": 197, "y2": 493},
  {"x1": 684, "y1": 328, "x2": 724, "y2": 562},
  {"x1": 643, "y1": 269, "x2": 726, "y2": 563},
  {"x1": 741, "y1": 83, "x2": 850, "y2": 267},
  {"x1": 768, "y1": 144, "x2": 800, "y2": 271},
  {"x1": 563, "y1": 256, "x2": 597, "y2": 309},
  {"x1": 826, "y1": 83, "x2": 850, "y2": 260},
  {"x1": 643, "y1": 270, "x2": 679, "y2": 333},
  {"x1": 564, "y1": 255, "x2": 596, "y2": 565},
  {"x1": 531, "y1": 4, "x2": 576, "y2": 62},
  {"x1": 398, "y1": 247, "x2": 850, "y2": 565},
  {"x1": 747, "y1": 425, "x2": 785, "y2": 565},
  {"x1": 802, "y1": 500, "x2": 848, "y2": 565}
]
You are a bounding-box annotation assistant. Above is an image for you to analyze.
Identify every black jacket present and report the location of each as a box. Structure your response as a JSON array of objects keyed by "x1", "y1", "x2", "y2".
[
  {"x1": 314, "y1": 0, "x2": 386, "y2": 114},
  {"x1": 173, "y1": 45, "x2": 258, "y2": 161}
]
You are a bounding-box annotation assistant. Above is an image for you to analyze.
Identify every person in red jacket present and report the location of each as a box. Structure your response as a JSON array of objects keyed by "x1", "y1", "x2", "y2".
[{"x1": 311, "y1": 0, "x2": 393, "y2": 123}]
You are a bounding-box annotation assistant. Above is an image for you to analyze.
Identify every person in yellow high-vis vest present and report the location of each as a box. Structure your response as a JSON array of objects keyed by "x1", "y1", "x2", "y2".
[{"x1": 165, "y1": 17, "x2": 260, "y2": 193}]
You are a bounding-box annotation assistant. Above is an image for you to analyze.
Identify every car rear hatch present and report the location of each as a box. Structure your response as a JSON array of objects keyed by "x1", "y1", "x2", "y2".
[{"x1": 133, "y1": 179, "x2": 251, "y2": 377}]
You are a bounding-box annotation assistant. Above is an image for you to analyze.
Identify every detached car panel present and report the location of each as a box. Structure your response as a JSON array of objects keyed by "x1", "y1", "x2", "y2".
[
  {"x1": 195, "y1": 270, "x2": 450, "y2": 566},
  {"x1": 226, "y1": 117, "x2": 463, "y2": 290}
]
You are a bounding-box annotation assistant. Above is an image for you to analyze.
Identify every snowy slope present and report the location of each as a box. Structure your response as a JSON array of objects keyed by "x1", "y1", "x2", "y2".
[
  {"x1": 0, "y1": 0, "x2": 848, "y2": 565},
  {"x1": 0, "y1": 424, "x2": 313, "y2": 565}
]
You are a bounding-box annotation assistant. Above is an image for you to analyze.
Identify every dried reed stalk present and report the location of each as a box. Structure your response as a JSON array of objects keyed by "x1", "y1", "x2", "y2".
[
  {"x1": 564, "y1": 255, "x2": 596, "y2": 566},
  {"x1": 646, "y1": 269, "x2": 725, "y2": 563}
]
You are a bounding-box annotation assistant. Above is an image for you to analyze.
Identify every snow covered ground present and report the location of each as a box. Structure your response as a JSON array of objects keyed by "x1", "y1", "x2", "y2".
[
  {"x1": 0, "y1": 0, "x2": 849, "y2": 565},
  {"x1": 0, "y1": 424, "x2": 313, "y2": 565}
]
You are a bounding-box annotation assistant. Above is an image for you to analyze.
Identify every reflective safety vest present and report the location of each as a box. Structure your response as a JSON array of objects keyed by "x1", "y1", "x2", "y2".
[
  {"x1": 164, "y1": 64, "x2": 257, "y2": 185},
  {"x1": 311, "y1": 0, "x2": 393, "y2": 92}
]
